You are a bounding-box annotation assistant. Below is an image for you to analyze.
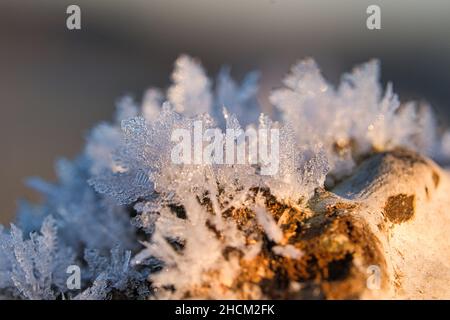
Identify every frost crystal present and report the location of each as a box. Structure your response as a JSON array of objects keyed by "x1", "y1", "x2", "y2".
[
  {"x1": 215, "y1": 67, "x2": 261, "y2": 127},
  {"x1": 168, "y1": 55, "x2": 213, "y2": 116},
  {"x1": 22, "y1": 157, "x2": 135, "y2": 251},
  {"x1": 1, "y1": 55, "x2": 449, "y2": 300},
  {"x1": 271, "y1": 58, "x2": 450, "y2": 178},
  {"x1": 75, "y1": 247, "x2": 148, "y2": 300},
  {"x1": 0, "y1": 216, "x2": 74, "y2": 299}
]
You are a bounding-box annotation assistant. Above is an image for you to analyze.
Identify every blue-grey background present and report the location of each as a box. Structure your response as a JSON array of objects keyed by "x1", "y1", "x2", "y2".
[{"x1": 1, "y1": 0, "x2": 450, "y2": 223}]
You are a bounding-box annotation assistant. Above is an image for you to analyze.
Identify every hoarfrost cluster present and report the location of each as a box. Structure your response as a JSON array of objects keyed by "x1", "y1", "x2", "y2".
[{"x1": 1, "y1": 55, "x2": 449, "y2": 299}]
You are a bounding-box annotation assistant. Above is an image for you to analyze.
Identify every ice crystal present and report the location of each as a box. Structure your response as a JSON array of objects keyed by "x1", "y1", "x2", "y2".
[
  {"x1": 132, "y1": 194, "x2": 263, "y2": 299},
  {"x1": 214, "y1": 66, "x2": 261, "y2": 127},
  {"x1": 168, "y1": 55, "x2": 213, "y2": 117},
  {"x1": 271, "y1": 58, "x2": 450, "y2": 178},
  {"x1": 254, "y1": 199, "x2": 283, "y2": 243},
  {"x1": 0, "y1": 216, "x2": 74, "y2": 299},
  {"x1": 1, "y1": 55, "x2": 449, "y2": 300},
  {"x1": 20, "y1": 157, "x2": 135, "y2": 252},
  {"x1": 74, "y1": 247, "x2": 148, "y2": 300}
]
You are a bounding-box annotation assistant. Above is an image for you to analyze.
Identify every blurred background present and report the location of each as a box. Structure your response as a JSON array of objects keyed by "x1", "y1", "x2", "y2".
[{"x1": 1, "y1": 0, "x2": 450, "y2": 223}]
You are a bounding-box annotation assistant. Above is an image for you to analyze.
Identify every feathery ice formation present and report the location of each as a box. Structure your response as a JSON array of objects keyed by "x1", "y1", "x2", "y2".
[{"x1": 1, "y1": 55, "x2": 450, "y2": 299}]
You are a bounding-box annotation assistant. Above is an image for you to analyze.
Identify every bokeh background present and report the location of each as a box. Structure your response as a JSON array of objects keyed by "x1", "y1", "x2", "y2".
[{"x1": 1, "y1": 0, "x2": 450, "y2": 223}]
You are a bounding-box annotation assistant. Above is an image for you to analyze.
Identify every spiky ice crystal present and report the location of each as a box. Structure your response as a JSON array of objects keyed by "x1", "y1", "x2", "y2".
[{"x1": 1, "y1": 55, "x2": 449, "y2": 299}]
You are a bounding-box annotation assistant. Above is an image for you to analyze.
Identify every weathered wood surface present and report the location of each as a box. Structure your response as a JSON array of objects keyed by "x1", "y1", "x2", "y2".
[
  {"x1": 230, "y1": 149, "x2": 450, "y2": 299},
  {"x1": 311, "y1": 149, "x2": 450, "y2": 299}
]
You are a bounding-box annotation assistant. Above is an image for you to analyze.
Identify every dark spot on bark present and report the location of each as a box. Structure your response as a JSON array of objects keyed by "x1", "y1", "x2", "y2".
[
  {"x1": 432, "y1": 171, "x2": 440, "y2": 188},
  {"x1": 377, "y1": 222, "x2": 384, "y2": 231},
  {"x1": 167, "y1": 237, "x2": 186, "y2": 252},
  {"x1": 383, "y1": 194, "x2": 415, "y2": 223},
  {"x1": 168, "y1": 204, "x2": 187, "y2": 219},
  {"x1": 326, "y1": 253, "x2": 353, "y2": 281}
]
